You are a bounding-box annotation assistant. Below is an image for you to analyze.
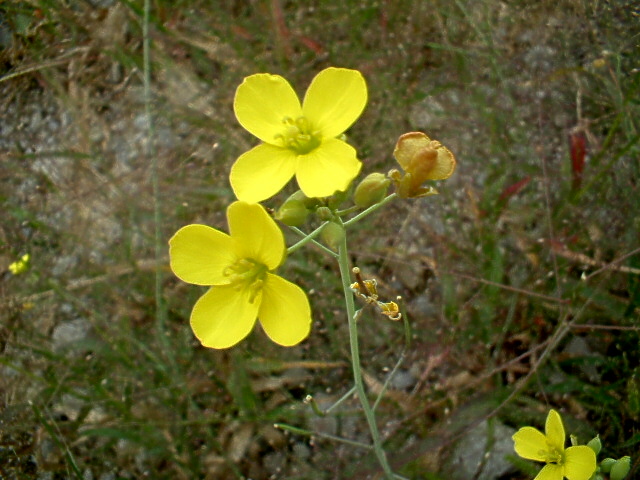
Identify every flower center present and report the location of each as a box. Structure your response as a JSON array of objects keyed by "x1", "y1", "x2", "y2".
[
  {"x1": 541, "y1": 446, "x2": 564, "y2": 465},
  {"x1": 223, "y1": 258, "x2": 268, "y2": 303},
  {"x1": 275, "y1": 116, "x2": 321, "y2": 154}
]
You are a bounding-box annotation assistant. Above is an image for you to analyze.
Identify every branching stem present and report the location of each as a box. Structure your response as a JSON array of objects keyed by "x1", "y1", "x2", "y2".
[{"x1": 337, "y1": 224, "x2": 395, "y2": 479}]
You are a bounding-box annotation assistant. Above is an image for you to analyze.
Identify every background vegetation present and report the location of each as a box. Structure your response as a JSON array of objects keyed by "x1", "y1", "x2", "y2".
[{"x1": 1, "y1": 0, "x2": 638, "y2": 478}]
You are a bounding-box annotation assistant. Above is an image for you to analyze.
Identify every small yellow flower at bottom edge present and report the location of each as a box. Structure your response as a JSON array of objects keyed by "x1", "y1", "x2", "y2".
[
  {"x1": 512, "y1": 410, "x2": 596, "y2": 480},
  {"x1": 169, "y1": 201, "x2": 312, "y2": 349}
]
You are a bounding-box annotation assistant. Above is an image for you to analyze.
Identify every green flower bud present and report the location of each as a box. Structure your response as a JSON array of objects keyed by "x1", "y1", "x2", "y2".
[
  {"x1": 316, "y1": 206, "x2": 333, "y2": 221},
  {"x1": 587, "y1": 435, "x2": 602, "y2": 455},
  {"x1": 610, "y1": 456, "x2": 631, "y2": 480},
  {"x1": 353, "y1": 173, "x2": 390, "y2": 208},
  {"x1": 570, "y1": 434, "x2": 578, "y2": 447},
  {"x1": 275, "y1": 191, "x2": 310, "y2": 227},
  {"x1": 600, "y1": 458, "x2": 617, "y2": 474},
  {"x1": 275, "y1": 200, "x2": 308, "y2": 226},
  {"x1": 287, "y1": 190, "x2": 309, "y2": 203},
  {"x1": 321, "y1": 222, "x2": 345, "y2": 251}
]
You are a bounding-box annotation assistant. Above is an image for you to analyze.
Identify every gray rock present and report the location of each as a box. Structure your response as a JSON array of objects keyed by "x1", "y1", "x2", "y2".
[
  {"x1": 51, "y1": 254, "x2": 80, "y2": 277},
  {"x1": 263, "y1": 450, "x2": 287, "y2": 476},
  {"x1": 388, "y1": 368, "x2": 417, "y2": 391},
  {"x1": 292, "y1": 441, "x2": 311, "y2": 460},
  {"x1": 442, "y1": 419, "x2": 516, "y2": 480},
  {"x1": 31, "y1": 156, "x2": 75, "y2": 188},
  {"x1": 563, "y1": 336, "x2": 602, "y2": 383},
  {"x1": 409, "y1": 96, "x2": 447, "y2": 131},
  {"x1": 53, "y1": 392, "x2": 85, "y2": 421},
  {"x1": 52, "y1": 318, "x2": 92, "y2": 352}
]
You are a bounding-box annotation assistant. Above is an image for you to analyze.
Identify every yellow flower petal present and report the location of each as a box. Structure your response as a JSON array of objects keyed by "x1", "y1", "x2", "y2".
[
  {"x1": 258, "y1": 273, "x2": 311, "y2": 346},
  {"x1": 295, "y1": 137, "x2": 362, "y2": 197},
  {"x1": 393, "y1": 132, "x2": 431, "y2": 170},
  {"x1": 227, "y1": 202, "x2": 285, "y2": 271},
  {"x1": 393, "y1": 131, "x2": 456, "y2": 180},
  {"x1": 303, "y1": 67, "x2": 367, "y2": 139},
  {"x1": 535, "y1": 463, "x2": 564, "y2": 480},
  {"x1": 431, "y1": 146, "x2": 457, "y2": 180},
  {"x1": 190, "y1": 285, "x2": 260, "y2": 349},
  {"x1": 169, "y1": 224, "x2": 237, "y2": 286},
  {"x1": 234, "y1": 73, "x2": 302, "y2": 144},
  {"x1": 513, "y1": 426, "x2": 549, "y2": 462},
  {"x1": 564, "y1": 446, "x2": 597, "y2": 480},
  {"x1": 545, "y1": 410, "x2": 566, "y2": 453},
  {"x1": 230, "y1": 143, "x2": 297, "y2": 203}
]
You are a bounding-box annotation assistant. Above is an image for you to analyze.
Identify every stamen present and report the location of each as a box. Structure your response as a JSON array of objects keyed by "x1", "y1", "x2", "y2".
[
  {"x1": 223, "y1": 258, "x2": 268, "y2": 299},
  {"x1": 247, "y1": 279, "x2": 264, "y2": 303},
  {"x1": 275, "y1": 116, "x2": 321, "y2": 154},
  {"x1": 540, "y1": 446, "x2": 563, "y2": 464}
]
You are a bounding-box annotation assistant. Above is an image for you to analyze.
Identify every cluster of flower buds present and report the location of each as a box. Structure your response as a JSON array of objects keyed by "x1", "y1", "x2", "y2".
[
  {"x1": 586, "y1": 436, "x2": 632, "y2": 480},
  {"x1": 598, "y1": 456, "x2": 631, "y2": 480}
]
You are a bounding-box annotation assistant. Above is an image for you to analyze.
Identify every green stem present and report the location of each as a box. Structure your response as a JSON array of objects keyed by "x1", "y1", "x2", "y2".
[
  {"x1": 143, "y1": 0, "x2": 169, "y2": 355},
  {"x1": 336, "y1": 205, "x2": 359, "y2": 216},
  {"x1": 323, "y1": 385, "x2": 357, "y2": 414},
  {"x1": 343, "y1": 193, "x2": 397, "y2": 228},
  {"x1": 274, "y1": 423, "x2": 373, "y2": 450},
  {"x1": 337, "y1": 226, "x2": 395, "y2": 479},
  {"x1": 287, "y1": 222, "x2": 336, "y2": 256}
]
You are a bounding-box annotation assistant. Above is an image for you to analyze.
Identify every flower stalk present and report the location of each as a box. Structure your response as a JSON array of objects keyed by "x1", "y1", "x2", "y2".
[
  {"x1": 342, "y1": 193, "x2": 397, "y2": 228},
  {"x1": 337, "y1": 223, "x2": 396, "y2": 479}
]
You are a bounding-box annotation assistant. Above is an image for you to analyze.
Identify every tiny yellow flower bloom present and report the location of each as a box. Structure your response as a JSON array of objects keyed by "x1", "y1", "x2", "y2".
[
  {"x1": 231, "y1": 67, "x2": 367, "y2": 202},
  {"x1": 8, "y1": 254, "x2": 30, "y2": 275},
  {"x1": 512, "y1": 409, "x2": 597, "y2": 480},
  {"x1": 169, "y1": 201, "x2": 312, "y2": 349},
  {"x1": 377, "y1": 300, "x2": 401, "y2": 321},
  {"x1": 389, "y1": 131, "x2": 456, "y2": 198},
  {"x1": 350, "y1": 268, "x2": 401, "y2": 321}
]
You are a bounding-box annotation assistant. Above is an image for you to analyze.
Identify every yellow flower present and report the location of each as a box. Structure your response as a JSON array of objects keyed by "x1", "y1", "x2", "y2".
[
  {"x1": 8, "y1": 253, "x2": 30, "y2": 275},
  {"x1": 169, "y1": 201, "x2": 312, "y2": 349},
  {"x1": 389, "y1": 131, "x2": 456, "y2": 198},
  {"x1": 512, "y1": 409, "x2": 597, "y2": 480},
  {"x1": 231, "y1": 67, "x2": 367, "y2": 202}
]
